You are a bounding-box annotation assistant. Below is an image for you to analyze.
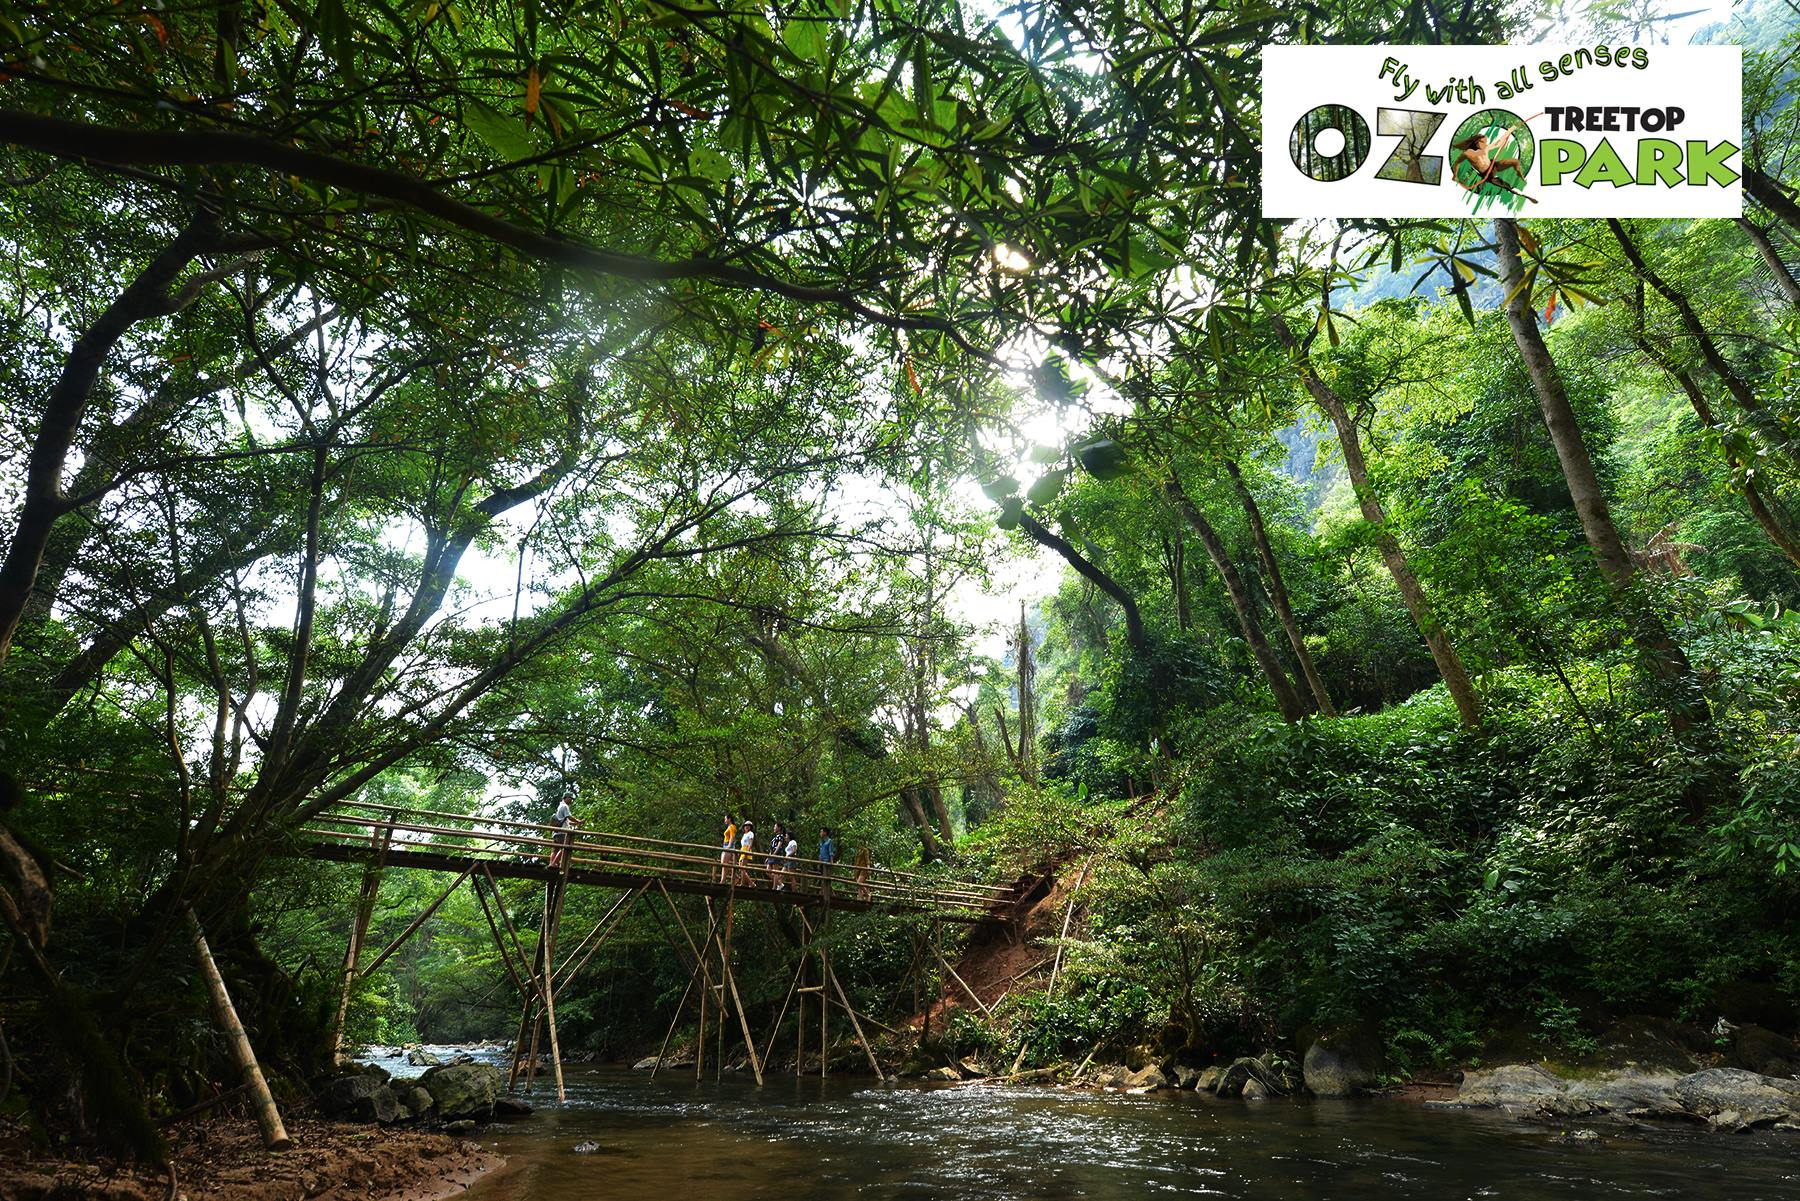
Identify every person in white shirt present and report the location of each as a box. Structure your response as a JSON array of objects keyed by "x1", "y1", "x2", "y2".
[{"x1": 549, "y1": 792, "x2": 580, "y2": 870}]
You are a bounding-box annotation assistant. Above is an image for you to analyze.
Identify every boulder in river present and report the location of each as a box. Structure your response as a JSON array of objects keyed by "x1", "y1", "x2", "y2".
[
  {"x1": 493, "y1": 1096, "x2": 534, "y2": 1117},
  {"x1": 420, "y1": 1062, "x2": 501, "y2": 1120},
  {"x1": 407, "y1": 1048, "x2": 445, "y2": 1067},
  {"x1": 1126, "y1": 1065, "x2": 1168, "y2": 1091},
  {"x1": 1194, "y1": 1065, "x2": 1224, "y2": 1093},
  {"x1": 1303, "y1": 1028, "x2": 1382, "y2": 1097},
  {"x1": 1168, "y1": 1064, "x2": 1203, "y2": 1090}
]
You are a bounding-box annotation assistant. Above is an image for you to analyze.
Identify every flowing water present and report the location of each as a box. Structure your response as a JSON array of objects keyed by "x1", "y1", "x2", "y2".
[{"x1": 370, "y1": 1050, "x2": 1800, "y2": 1201}]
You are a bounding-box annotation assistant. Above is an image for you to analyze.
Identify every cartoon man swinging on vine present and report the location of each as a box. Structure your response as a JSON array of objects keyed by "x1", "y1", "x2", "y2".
[{"x1": 1451, "y1": 111, "x2": 1544, "y2": 206}]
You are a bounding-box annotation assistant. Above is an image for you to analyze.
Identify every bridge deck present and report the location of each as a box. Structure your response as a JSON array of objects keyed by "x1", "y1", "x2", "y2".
[{"x1": 294, "y1": 801, "x2": 1015, "y2": 923}]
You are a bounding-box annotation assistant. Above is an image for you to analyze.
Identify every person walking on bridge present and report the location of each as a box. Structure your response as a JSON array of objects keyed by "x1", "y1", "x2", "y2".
[
  {"x1": 717, "y1": 813, "x2": 737, "y2": 883},
  {"x1": 735, "y1": 821, "x2": 756, "y2": 887},
  {"x1": 817, "y1": 827, "x2": 836, "y2": 895}
]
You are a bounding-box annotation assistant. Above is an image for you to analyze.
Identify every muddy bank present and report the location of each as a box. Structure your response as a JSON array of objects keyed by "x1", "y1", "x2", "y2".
[{"x1": 0, "y1": 1117, "x2": 500, "y2": 1201}]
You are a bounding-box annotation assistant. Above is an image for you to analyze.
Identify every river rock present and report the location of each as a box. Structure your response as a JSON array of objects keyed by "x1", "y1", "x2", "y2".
[
  {"x1": 926, "y1": 1066, "x2": 961, "y2": 1082},
  {"x1": 407, "y1": 1049, "x2": 445, "y2": 1067},
  {"x1": 1454, "y1": 1064, "x2": 1567, "y2": 1112},
  {"x1": 1242, "y1": 1077, "x2": 1273, "y2": 1101},
  {"x1": 1194, "y1": 1066, "x2": 1224, "y2": 1093},
  {"x1": 1126, "y1": 1065, "x2": 1169, "y2": 1091},
  {"x1": 493, "y1": 1096, "x2": 534, "y2": 1116},
  {"x1": 1673, "y1": 1068, "x2": 1800, "y2": 1128},
  {"x1": 1216, "y1": 1057, "x2": 1273, "y2": 1099},
  {"x1": 1303, "y1": 1029, "x2": 1382, "y2": 1097},
  {"x1": 1088, "y1": 1064, "x2": 1132, "y2": 1089},
  {"x1": 1169, "y1": 1064, "x2": 1203, "y2": 1090},
  {"x1": 1727, "y1": 1026, "x2": 1798, "y2": 1078},
  {"x1": 420, "y1": 1062, "x2": 501, "y2": 1120},
  {"x1": 395, "y1": 1084, "x2": 435, "y2": 1120},
  {"x1": 444, "y1": 1119, "x2": 477, "y2": 1135},
  {"x1": 573, "y1": 1141, "x2": 603, "y2": 1154},
  {"x1": 320, "y1": 1073, "x2": 403, "y2": 1123}
]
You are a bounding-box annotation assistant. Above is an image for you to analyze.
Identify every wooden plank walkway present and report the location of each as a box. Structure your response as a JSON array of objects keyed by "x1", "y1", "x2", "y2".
[{"x1": 294, "y1": 801, "x2": 1017, "y2": 923}]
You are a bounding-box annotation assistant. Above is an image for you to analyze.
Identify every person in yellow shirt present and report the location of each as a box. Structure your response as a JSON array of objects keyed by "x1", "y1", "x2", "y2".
[{"x1": 718, "y1": 814, "x2": 737, "y2": 883}]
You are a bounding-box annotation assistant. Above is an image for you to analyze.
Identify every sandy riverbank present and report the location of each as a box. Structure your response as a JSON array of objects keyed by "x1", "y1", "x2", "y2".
[{"x1": 0, "y1": 1116, "x2": 501, "y2": 1201}]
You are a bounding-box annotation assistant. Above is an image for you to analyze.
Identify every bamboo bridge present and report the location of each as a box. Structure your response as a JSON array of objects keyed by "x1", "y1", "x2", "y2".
[{"x1": 297, "y1": 801, "x2": 1023, "y2": 1102}]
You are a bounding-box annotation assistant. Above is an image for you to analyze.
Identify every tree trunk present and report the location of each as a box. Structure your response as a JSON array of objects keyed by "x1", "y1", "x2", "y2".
[
  {"x1": 1224, "y1": 459, "x2": 1338, "y2": 717},
  {"x1": 1627, "y1": 304, "x2": 1800, "y2": 569},
  {"x1": 1747, "y1": 167, "x2": 1800, "y2": 240},
  {"x1": 1735, "y1": 216, "x2": 1800, "y2": 309},
  {"x1": 1164, "y1": 474, "x2": 1309, "y2": 721},
  {"x1": 0, "y1": 212, "x2": 219, "y2": 667},
  {"x1": 1017, "y1": 512, "x2": 1148, "y2": 654},
  {"x1": 1497, "y1": 218, "x2": 1705, "y2": 727},
  {"x1": 1609, "y1": 218, "x2": 1792, "y2": 463},
  {"x1": 1270, "y1": 322, "x2": 1483, "y2": 726}
]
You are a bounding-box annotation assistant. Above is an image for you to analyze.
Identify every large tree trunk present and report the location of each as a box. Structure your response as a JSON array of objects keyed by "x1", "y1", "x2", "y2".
[
  {"x1": 0, "y1": 212, "x2": 220, "y2": 668},
  {"x1": 1164, "y1": 474, "x2": 1309, "y2": 721},
  {"x1": 1270, "y1": 323, "x2": 1483, "y2": 726},
  {"x1": 1496, "y1": 219, "x2": 1705, "y2": 727},
  {"x1": 1224, "y1": 460, "x2": 1338, "y2": 717},
  {"x1": 1735, "y1": 217, "x2": 1800, "y2": 309}
]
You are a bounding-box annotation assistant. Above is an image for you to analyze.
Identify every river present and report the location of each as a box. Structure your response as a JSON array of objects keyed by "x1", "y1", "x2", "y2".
[{"x1": 369, "y1": 1049, "x2": 1798, "y2": 1199}]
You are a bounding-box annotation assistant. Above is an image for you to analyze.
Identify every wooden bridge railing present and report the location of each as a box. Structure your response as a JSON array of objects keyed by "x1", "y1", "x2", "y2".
[{"x1": 297, "y1": 800, "x2": 1017, "y2": 919}]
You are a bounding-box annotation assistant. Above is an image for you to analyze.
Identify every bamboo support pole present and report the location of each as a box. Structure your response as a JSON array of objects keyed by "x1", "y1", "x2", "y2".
[
  {"x1": 539, "y1": 875, "x2": 568, "y2": 1102},
  {"x1": 358, "y1": 864, "x2": 473, "y2": 980},
  {"x1": 185, "y1": 909, "x2": 291, "y2": 1151},
  {"x1": 927, "y1": 937, "x2": 993, "y2": 1020},
  {"x1": 328, "y1": 823, "x2": 391, "y2": 1059},
  {"x1": 800, "y1": 913, "x2": 882, "y2": 1080}
]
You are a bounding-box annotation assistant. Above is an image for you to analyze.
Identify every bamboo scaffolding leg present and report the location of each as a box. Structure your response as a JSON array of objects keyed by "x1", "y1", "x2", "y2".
[
  {"x1": 523, "y1": 874, "x2": 570, "y2": 1098},
  {"x1": 186, "y1": 909, "x2": 291, "y2": 1151},
  {"x1": 927, "y1": 937, "x2": 993, "y2": 1020},
  {"x1": 800, "y1": 913, "x2": 882, "y2": 1081},
  {"x1": 357, "y1": 864, "x2": 473, "y2": 981},
  {"x1": 329, "y1": 824, "x2": 391, "y2": 1060},
  {"x1": 710, "y1": 900, "x2": 764, "y2": 1086},
  {"x1": 650, "y1": 967, "x2": 701, "y2": 1082},
  {"x1": 539, "y1": 875, "x2": 569, "y2": 1102},
  {"x1": 820, "y1": 942, "x2": 829, "y2": 1079}
]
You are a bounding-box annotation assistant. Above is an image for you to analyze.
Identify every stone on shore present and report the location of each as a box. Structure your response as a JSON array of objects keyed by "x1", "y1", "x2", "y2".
[
  {"x1": 320, "y1": 1073, "x2": 402, "y2": 1123},
  {"x1": 1452, "y1": 1063, "x2": 1800, "y2": 1129},
  {"x1": 1303, "y1": 1030, "x2": 1382, "y2": 1097},
  {"x1": 1126, "y1": 1065, "x2": 1169, "y2": 1091}
]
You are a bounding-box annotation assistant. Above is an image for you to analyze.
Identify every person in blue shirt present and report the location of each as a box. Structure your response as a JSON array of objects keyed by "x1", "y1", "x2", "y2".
[{"x1": 817, "y1": 826, "x2": 836, "y2": 894}]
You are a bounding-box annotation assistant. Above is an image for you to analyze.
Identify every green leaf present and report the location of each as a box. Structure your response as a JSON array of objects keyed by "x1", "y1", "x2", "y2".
[
  {"x1": 464, "y1": 100, "x2": 536, "y2": 162},
  {"x1": 980, "y1": 475, "x2": 1019, "y2": 501},
  {"x1": 689, "y1": 147, "x2": 735, "y2": 183},
  {"x1": 1027, "y1": 443, "x2": 1064, "y2": 464},
  {"x1": 1074, "y1": 439, "x2": 1128, "y2": 480},
  {"x1": 995, "y1": 496, "x2": 1023, "y2": 530},
  {"x1": 1025, "y1": 468, "x2": 1068, "y2": 505}
]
